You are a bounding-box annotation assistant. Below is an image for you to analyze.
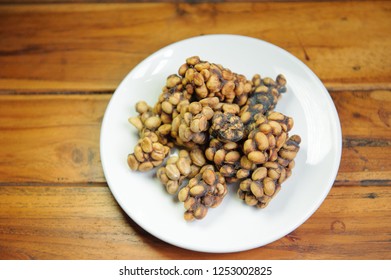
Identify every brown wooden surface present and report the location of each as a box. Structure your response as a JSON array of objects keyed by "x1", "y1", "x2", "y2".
[
  {"x1": 0, "y1": 1, "x2": 390, "y2": 260},
  {"x1": 0, "y1": 185, "x2": 390, "y2": 259},
  {"x1": 1, "y1": 2, "x2": 390, "y2": 92}
]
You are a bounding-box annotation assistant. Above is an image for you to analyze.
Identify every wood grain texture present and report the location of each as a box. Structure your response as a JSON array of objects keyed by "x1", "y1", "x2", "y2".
[
  {"x1": 0, "y1": 94, "x2": 108, "y2": 183},
  {"x1": 332, "y1": 90, "x2": 391, "y2": 184},
  {"x1": 0, "y1": 185, "x2": 390, "y2": 259},
  {"x1": 0, "y1": 1, "x2": 390, "y2": 92},
  {"x1": 0, "y1": 91, "x2": 390, "y2": 185},
  {"x1": 0, "y1": 1, "x2": 390, "y2": 261}
]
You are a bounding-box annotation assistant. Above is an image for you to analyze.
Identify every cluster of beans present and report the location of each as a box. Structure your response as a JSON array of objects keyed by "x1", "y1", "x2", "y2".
[
  {"x1": 178, "y1": 164, "x2": 227, "y2": 221},
  {"x1": 238, "y1": 134, "x2": 301, "y2": 208},
  {"x1": 127, "y1": 56, "x2": 300, "y2": 220},
  {"x1": 156, "y1": 149, "x2": 205, "y2": 195}
]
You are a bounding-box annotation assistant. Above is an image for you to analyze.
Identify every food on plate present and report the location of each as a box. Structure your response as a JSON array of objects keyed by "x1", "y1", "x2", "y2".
[{"x1": 127, "y1": 56, "x2": 301, "y2": 220}]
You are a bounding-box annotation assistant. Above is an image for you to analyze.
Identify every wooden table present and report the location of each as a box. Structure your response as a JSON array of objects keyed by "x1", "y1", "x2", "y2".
[{"x1": 0, "y1": 0, "x2": 390, "y2": 260}]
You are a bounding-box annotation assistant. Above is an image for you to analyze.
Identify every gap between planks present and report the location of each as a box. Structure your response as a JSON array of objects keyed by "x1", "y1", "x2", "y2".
[
  {"x1": 0, "y1": 84, "x2": 390, "y2": 95},
  {"x1": 0, "y1": 181, "x2": 390, "y2": 187}
]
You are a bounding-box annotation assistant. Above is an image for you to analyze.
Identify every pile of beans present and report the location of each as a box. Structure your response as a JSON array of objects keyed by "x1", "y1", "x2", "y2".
[{"x1": 127, "y1": 56, "x2": 301, "y2": 221}]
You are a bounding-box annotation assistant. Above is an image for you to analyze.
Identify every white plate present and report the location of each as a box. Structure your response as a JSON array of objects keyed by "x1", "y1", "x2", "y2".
[{"x1": 100, "y1": 34, "x2": 342, "y2": 253}]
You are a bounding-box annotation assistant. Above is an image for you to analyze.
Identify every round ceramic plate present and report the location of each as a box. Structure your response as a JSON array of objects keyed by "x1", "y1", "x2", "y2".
[{"x1": 100, "y1": 34, "x2": 342, "y2": 253}]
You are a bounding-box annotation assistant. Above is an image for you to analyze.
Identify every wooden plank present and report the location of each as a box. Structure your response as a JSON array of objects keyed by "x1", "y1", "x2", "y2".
[
  {"x1": 338, "y1": 147, "x2": 391, "y2": 185},
  {"x1": 332, "y1": 90, "x2": 391, "y2": 184},
  {"x1": 0, "y1": 91, "x2": 390, "y2": 185},
  {"x1": 0, "y1": 184, "x2": 390, "y2": 259},
  {"x1": 332, "y1": 91, "x2": 391, "y2": 140},
  {"x1": 0, "y1": 94, "x2": 109, "y2": 183},
  {"x1": 0, "y1": 2, "x2": 390, "y2": 92}
]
